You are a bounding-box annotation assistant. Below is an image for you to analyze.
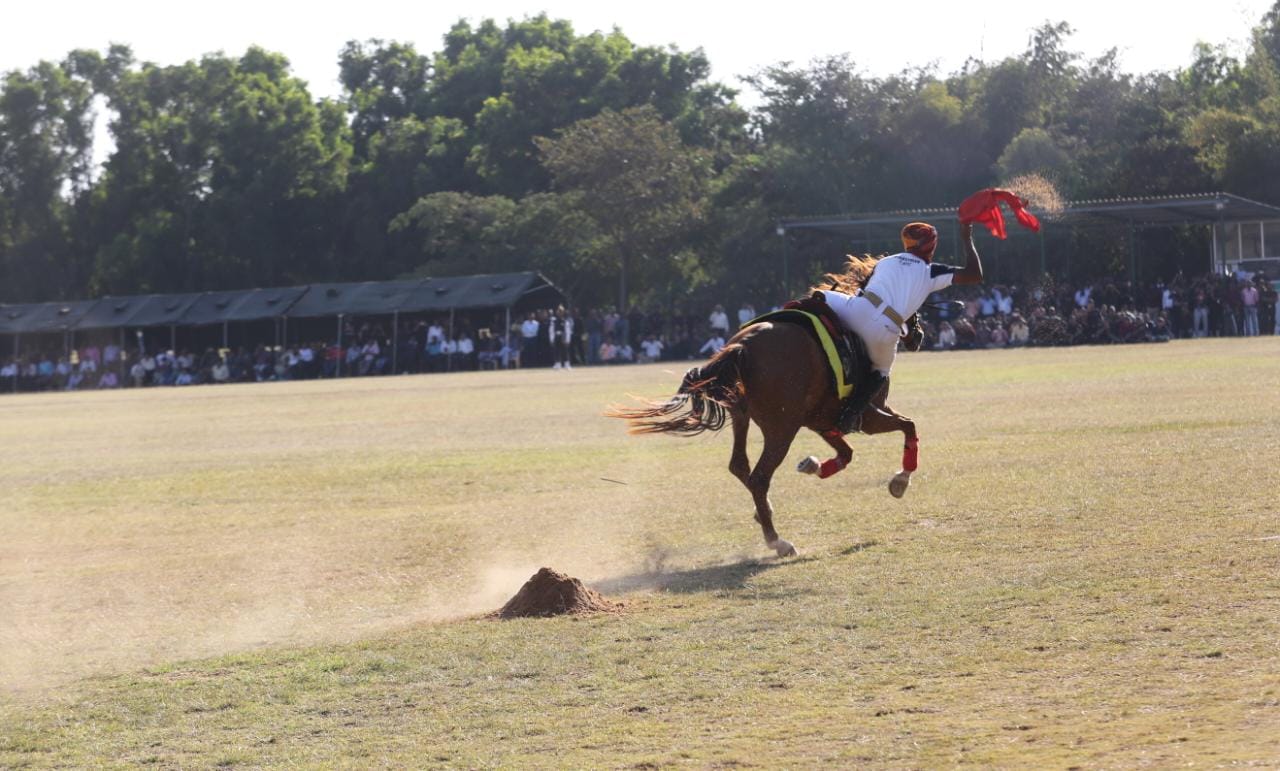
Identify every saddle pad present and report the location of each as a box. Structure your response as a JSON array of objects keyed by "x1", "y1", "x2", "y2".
[{"x1": 742, "y1": 309, "x2": 860, "y2": 399}]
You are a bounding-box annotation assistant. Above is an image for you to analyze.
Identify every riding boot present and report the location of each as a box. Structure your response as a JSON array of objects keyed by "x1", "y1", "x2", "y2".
[{"x1": 836, "y1": 371, "x2": 887, "y2": 434}]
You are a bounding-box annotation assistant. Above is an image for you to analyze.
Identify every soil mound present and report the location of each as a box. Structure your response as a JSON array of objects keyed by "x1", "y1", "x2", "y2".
[{"x1": 495, "y1": 568, "x2": 621, "y2": 619}]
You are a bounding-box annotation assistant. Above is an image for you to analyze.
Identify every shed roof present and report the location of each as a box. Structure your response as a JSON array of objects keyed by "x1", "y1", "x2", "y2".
[
  {"x1": 0, "y1": 299, "x2": 100, "y2": 334},
  {"x1": 779, "y1": 192, "x2": 1280, "y2": 239}
]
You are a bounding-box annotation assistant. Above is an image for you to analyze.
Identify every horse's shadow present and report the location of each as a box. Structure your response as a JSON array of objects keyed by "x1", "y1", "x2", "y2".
[{"x1": 595, "y1": 554, "x2": 819, "y2": 597}]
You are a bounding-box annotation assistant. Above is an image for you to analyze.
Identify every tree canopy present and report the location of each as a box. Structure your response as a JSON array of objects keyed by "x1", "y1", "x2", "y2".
[{"x1": 4, "y1": 8, "x2": 1280, "y2": 307}]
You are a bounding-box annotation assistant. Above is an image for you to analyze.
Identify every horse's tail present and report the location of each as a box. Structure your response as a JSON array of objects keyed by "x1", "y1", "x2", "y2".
[{"x1": 606, "y1": 343, "x2": 745, "y2": 435}]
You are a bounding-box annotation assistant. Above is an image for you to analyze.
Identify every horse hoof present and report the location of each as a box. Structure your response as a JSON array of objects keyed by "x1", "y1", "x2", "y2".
[
  {"x1": 770, "y1": 539, "x2": 798, "y2": 557},
  {"x1": 797, "y1": 456, "x2": 820, "y2": 475},
  {"x1": 889, "y1": 471, "x2": 911, "y2": 499}
]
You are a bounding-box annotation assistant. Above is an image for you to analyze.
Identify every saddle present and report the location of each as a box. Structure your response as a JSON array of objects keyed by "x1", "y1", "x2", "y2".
[{"x1": 743, "y1": 294, "x2": 873, "y2": 400}]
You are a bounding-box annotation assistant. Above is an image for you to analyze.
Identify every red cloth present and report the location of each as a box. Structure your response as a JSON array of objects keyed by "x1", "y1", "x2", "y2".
[{"x1": 957, "y1": 189, "x2": 1041, "y2": 239}]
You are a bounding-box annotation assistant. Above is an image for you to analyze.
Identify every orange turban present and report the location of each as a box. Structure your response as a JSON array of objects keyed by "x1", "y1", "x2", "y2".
[{"x1": 901, "y1": 222, "x2": 938, "y2": 260}]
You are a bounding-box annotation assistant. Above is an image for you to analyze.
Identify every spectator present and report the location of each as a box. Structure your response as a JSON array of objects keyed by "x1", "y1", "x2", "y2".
[
  {"x1": 638, "y1": 334, "x2": 665, "y2": 363},
  {"x1": 99, "y1": 370, "x2": 120, "y2": 389},
  {"x1": 211, "y1": 357, "x2": 230, "y2": 384},
  {"x1": 737, "y1": 302, "x2": 756, "y2": 328},
  {"x1": 1241, "y1": 280, "x2": 1260, "y2": 336},
  {"x1": 935, "y1": 321, "x2": 956, "y2": 350},
  {"x1": 708, "y1": 304, "x2": 730, "y2": 337},
  {"x1": 598, "y1": 336, "x2": 618, "y2": 364},
  {"x1": 1008, "y1": 314, "x2": 1030, "y2": 346},
  {"x1": 699, "y1": 330, "x2": 726, "y2": 357}
]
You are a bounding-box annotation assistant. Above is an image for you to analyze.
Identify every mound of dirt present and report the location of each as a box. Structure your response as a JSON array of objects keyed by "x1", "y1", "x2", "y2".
[{"x1": 495, "y1": 568, "x2": 621, "y2": 619}]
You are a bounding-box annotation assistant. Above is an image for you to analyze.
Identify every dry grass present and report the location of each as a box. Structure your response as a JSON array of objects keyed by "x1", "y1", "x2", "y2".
[{"x1": 2, "y1": 338, "x2": 1280, "y2": 767}]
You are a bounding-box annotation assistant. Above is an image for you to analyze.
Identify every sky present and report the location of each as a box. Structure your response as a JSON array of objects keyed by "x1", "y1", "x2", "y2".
[{"x1": 2, "y1": 0, "x2": 1275, "y2": 105}]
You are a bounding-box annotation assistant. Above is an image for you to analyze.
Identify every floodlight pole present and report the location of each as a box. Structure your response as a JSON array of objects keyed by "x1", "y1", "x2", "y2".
[{"x1": 776, "y1": 224, "x2": 789, "y2": 301}]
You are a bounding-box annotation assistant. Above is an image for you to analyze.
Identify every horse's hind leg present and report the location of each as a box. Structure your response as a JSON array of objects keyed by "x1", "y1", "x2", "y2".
[
  {"x1": 748, "y1": 424, "x2": 800, "y2": 557},
  {"x1": 860, "y1": 403, "x2": 918, "y2": 498},
  {"x1": 728, "y1": 409, "x2": 751, "y2": 489},
  {"x1": 797, "y1": 429, "x2": 854, "y2": 479}
]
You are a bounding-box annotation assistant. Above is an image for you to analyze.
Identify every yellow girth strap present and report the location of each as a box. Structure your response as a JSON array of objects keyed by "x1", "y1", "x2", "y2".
[{"x1": 744, "y1": 310, "x2": 854, "y2": 399}]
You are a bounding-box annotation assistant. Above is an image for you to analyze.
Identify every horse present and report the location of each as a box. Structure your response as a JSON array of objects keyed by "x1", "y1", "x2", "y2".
[{"x1": 607, "y1": 257, "x2": 920, "y2": 558}]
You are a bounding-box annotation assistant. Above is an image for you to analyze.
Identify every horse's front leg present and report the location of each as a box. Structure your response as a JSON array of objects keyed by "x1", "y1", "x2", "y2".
[
  {"x1": 860, "y1": 401, "x2": 917, "y2": 498},
  {"x1": 797, "y1": 429, "x2": 854, "y2": 479}
]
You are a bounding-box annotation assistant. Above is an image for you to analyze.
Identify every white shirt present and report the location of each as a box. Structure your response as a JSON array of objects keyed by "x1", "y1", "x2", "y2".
[
  {"x1": 699, "y1": 335, "x2": 726, "y2": 355},
  {"x1": 708, "y1": 310, "x2": 729, "y2": 331},
  {"x1": 521, "y1": 319, "x2": 539, "y2": 338},
  {"x1": 426, "y1": 324, "x2": 444, "y2": 343},
  {"x1": 641, "y1": 339, "x2": 664, "y2": 359},
  {"x1": 861, "y1": 252, "x2": 957, "y2": 329}
]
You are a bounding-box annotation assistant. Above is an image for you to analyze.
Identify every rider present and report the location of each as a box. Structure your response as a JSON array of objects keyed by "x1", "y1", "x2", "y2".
[{"x1": 818, "y1": 220, "x2": 983, "y2": 432}]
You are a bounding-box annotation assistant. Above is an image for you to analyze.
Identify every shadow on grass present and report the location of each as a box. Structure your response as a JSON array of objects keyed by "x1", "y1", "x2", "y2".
[{"x1": 595, "y1": 555, "x2": 819, "y2": 596}]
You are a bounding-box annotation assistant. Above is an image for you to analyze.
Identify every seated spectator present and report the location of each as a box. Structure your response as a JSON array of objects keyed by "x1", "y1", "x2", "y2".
[
  {"x1": 1008, "y1": 314, "x2": 1030, "y2": 346},
  {"x1": 211, "y1": 358, "x2": 230, "y2": 383},
  {"x1": 638, "y1": 334, "x2": 665, "y2": 363},
  {"x1": 2, "y1": 359, "x2": 19, "y2": 390},
  {"x1": 989, "y1": 320, "x2": 1009, "y2": 348},
  {"x1": 130, "y1": 360, "x2": 146, "y2": 388},
  {"x1": 699, "y1": 331, "x2": 726, "y2": 357},
  {"x1": 477, "y1": 336, "x2": 503, "y2": 370},
  {"x1": 598, "y1": 336, "x2": 618, "y2": 364},
  {"x1": 98, "y1": 370, "x2": 120, "y2": 389},
  {"x1": 935, "y1": 321, "x2": 956, "y2": 350}
]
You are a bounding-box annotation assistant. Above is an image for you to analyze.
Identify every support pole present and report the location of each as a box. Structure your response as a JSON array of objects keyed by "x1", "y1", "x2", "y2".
[
  {"x1": 11, "y1": 333, "x2": 18, "y2": 394},
  {"x1": 448, "y1": 308, "x2": 455, "y2": 372},
  {"x1": 1128, "y1": 222, "x2": 1137, "y2": 286},
  {"x1": 336, "y1": 314, "x2": 344, "y2": 378},
  {"x1": 392, "y1": 311, "x2": 399, "y2": 375},
  {"x1": 170, "y1": 324, "x2": 176, "y2": 354},
  {"x1": 222, "y1": 320, "x2": 229, "y2": 350}
]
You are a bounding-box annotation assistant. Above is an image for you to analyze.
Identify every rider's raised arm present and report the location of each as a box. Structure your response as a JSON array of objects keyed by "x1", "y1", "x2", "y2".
[{"x1": 951, "y1": 222, "x2": 983, "y2": 286}]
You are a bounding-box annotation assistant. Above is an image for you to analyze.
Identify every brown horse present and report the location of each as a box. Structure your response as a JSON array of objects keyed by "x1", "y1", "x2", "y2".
[{"x1": 608, "y1": 259, "x2": 919, "y2": 557}]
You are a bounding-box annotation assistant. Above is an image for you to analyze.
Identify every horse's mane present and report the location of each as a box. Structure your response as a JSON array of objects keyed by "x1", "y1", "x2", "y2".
[{"x1": 811, "y1": 254, "x2": 885, "y2": 295}]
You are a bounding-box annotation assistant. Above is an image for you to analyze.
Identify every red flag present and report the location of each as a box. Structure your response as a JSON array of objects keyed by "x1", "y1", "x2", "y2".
[{"x1": 958, "y1": 189, "x2": 1041, "y2": 239}]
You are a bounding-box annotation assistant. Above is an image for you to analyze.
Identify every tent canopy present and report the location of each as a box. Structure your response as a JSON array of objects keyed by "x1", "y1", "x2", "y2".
[
  {"x1": 2, "y1": 272, "x2": 566, "y2": 334},
  {"x1": 0, "y1": 300, "x2": 99, "y2": 334},
  {"x1": 285, "y1": 280, "x2": 422, "y2": 319}
]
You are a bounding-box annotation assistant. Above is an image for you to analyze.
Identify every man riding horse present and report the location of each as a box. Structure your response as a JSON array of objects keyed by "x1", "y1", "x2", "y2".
[
  {"x1": 818, "y1": 221, "x2": 983, "y2": 433},
  {"x1": 609, "y1": 190, "x2": 1032, "y2": 557}
]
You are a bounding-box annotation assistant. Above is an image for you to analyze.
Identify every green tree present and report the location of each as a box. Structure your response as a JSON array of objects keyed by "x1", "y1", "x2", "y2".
[
  {"x1": 535, "y1": 106, "x2": 709, "y2": 310},
  {"x1": 0, "y1": 55, "x2": 98, "y2": 301},
  {"x1": 90, "y1": 47, "x2": 351, "y2": 293}
]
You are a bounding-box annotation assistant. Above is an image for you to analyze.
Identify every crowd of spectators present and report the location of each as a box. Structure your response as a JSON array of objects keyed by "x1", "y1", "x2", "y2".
[
  {"x1": 918, "y1": 270, "x2": 1277, "y2": 350},
  {"x1": 3, "y1": 270, "x2": 1277, "y2": 394}
]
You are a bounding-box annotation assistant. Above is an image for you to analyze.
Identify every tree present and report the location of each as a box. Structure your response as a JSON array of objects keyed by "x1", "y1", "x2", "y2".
[
  {"x1": 0, "y1": 55, "x2": 98, "y2": 301},
  {"x1": 535, "y1": 106, "x2": 709, "y2": 310},
  {"x1": 89, "y1": 47, "x2": 351, "y2": 293}
]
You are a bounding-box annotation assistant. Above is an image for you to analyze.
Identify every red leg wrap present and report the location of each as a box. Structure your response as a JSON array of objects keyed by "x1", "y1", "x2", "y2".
[
  {"x1": 818, "y1": 456, "x2": 848, "y2": 479},
  {"x1": 902, "y1": 436, "x2": 920, "y2": 473}
]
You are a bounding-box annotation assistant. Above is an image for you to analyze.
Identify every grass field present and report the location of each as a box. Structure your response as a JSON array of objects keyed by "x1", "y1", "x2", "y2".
[{"x1": 3, "y1": 338, "x2": 1280, "y2": 767}]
